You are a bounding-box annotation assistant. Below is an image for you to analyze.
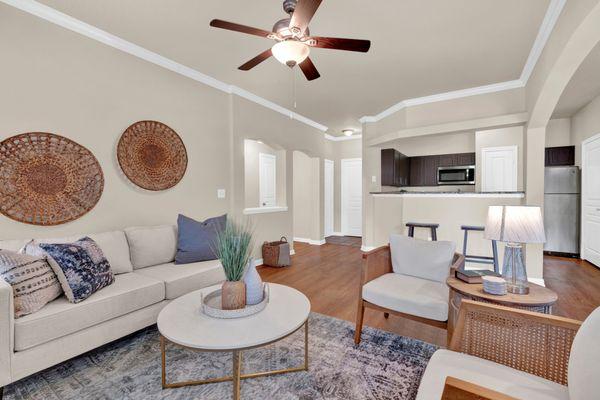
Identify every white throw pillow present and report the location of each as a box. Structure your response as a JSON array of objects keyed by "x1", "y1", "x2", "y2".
[
  {"x1": 568, "y1": 306, "x2": 600, "y2": 400},
  {"x1": 22, "y1": 231, "x2": 133, "y2": 275},
  {"x1": 389, "y1": 234, "x2": 455, "y2": 283},
  {"x1": 125, "y1": 225, "x2": 177, "y2": 269}
]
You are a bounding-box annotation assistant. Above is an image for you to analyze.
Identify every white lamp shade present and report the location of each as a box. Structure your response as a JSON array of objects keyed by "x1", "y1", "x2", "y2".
[
  {"x1": 484, "y1": 205, "x2": 546, "y2": 244},
  {"x1": 272, "y1": 41, "x2": 310, "y2": 66}
]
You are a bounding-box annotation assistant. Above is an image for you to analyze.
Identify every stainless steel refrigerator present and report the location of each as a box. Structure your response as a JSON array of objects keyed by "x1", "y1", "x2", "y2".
[{"x1": 544, "y1": 166, "x2": 581, "y2": 255}]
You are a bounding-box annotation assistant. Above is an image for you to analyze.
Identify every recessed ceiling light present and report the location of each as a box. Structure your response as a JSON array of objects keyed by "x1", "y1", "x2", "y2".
[
  {"x1": 342, "y1": 129, "x2": 354, "y2": 137},
  {"x1": 257, "y1": 140, "x2": 263, "y2": 144}
]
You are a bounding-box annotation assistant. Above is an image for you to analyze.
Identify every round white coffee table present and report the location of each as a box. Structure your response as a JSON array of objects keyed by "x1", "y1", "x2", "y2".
[{"x1": 157, "y1": 283, "x2": 311, "y2": 399}]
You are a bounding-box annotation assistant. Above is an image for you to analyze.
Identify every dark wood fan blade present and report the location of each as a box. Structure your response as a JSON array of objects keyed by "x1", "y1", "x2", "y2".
[
  {"x1": 299, "y1": 57, "x2": 320, "y2": 81},
  {"x1": 310, "y1": 36, "x2": 371, "y2": 52},
  {"x1": 289, "y1": 0, "x2": 322, "y2": 36},
  {"x1": 238, "y1": 49, "x2": 273, "y2": 71},
  {"x1": 210, "y1": 19, "x2": 273, "y2": 38}
]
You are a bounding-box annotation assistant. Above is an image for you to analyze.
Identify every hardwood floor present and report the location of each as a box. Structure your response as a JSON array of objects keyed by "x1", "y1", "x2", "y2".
[{"x1": 258, "y1": 239, "x2": 600, "y2": 347}]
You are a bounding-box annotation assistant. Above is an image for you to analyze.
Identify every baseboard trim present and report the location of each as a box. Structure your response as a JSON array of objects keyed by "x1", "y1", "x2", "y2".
[
  {"x1": 360, "y1": 245, "x2": 376, "y2": 252},
  {"x1": 528, "y1": 278, "x2": 545, "y2": 287},
  {"x1": 293, "y1": 237, "x2": 326, "y2": 246}
]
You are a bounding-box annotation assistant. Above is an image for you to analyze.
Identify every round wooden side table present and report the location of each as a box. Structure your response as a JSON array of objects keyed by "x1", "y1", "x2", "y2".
[{"x1": 446, "y1": 275, "x2": 558, "y2": 341}]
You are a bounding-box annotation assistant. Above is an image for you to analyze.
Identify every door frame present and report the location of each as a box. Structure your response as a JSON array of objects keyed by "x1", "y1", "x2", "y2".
[
  {"x1": 259, "y1": 152, "x2": 277, "y2": 207},
  {"x1": 481, "y1": 145, "x2": 518, "y2": 192},
  {"x1": 341, "y1": 158, "x2": 362, "y2": 236},
  {"x1": 581, "y1": 132, "x2": 600, "y2": 265},
  {"x1": 324, "y1": 159, "x2": 334, "y2": 237}
]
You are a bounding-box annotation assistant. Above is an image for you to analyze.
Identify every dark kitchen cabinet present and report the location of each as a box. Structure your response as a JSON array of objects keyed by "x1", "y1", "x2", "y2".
[
  {"x1": 381, "y1": 149, "x2": 410, "y2": 186},
  {"x1": 409, "y1": 155, "x2": 438, "y2": 186},
  {"x1": 408, "y1": 152, "x2": 475, "y2": 186},
  {"x1": 545, "y1": 146, "x2": 575, "y2": 166}
]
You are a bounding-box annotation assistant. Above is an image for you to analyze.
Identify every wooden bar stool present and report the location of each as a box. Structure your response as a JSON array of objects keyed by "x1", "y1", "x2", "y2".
[
  {"x1": 460, "y1": 225, "x2": 499, "y2": 273},
  {"x1": 406, "y1": 222, "x2": 439, "y2": 241}
]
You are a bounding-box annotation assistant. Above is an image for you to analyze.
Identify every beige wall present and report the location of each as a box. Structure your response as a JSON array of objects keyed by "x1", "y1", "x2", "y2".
[
  {"x1": 475, "y1": 126, "x2": 525, "y2": 191},
  {"x1": 0, "y1": 5, "x2": 231, "y2": 240},
  {"x1": 0, "y1": 5, "x2": 342, "y2": 261},
  {"x1": 243, "y1": 140, "x2": 286, "y2": 208},
  {"x1": 546, "y1": 118, "x2": 573, "y2": 147},
  {"x1": 572, "y1": 94, "x2": 600, "y2": 165},
  {"x1": 293, "y1": 151, "x2": 313, "y2": 239}
]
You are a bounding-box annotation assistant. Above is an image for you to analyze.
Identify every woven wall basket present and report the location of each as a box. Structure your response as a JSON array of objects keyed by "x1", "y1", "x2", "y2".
[
  {"x1": 117, "y1": 121, "x2": 187, "y2": 191},
  {"x1": 0, "y1": 132, "x2": 104, "y2": 226}
]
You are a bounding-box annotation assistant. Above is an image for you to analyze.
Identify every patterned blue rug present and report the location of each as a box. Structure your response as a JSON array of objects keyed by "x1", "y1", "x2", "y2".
[{"x1": 4, "y1": 313, "x2": 437, "y2": 400}]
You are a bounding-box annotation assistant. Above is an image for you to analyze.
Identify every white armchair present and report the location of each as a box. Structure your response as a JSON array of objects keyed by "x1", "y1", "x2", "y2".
[
  {"x1": 417, "y1": 299, "x2": 600, "y2": 400},
  {"x1": 354, "y1": 235, "x2": 463, "y2": 345},
  {"x1": 0, "y1": 278, "x2": 13, "y2": 391}
]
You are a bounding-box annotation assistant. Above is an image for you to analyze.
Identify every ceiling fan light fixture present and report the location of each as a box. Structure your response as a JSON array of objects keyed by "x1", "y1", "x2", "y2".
[
  {"x1": 272, "y1": 40, "x2": 309, "y2": 67},
  {"x1": 343, "y1": 129, "x2": 354, "y2": 137}
]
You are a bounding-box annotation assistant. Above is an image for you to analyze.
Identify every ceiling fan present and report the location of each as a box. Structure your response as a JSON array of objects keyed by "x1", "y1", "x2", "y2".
[{"x1": 209, "y1": 0, "x2": 371, "y2": 81}]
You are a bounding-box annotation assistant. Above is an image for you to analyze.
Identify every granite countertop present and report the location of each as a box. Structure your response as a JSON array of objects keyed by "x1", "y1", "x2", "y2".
[
  {"x1": 371, "y1": 190, "x2": 525, "y2": 194},
  {"x1": 370, "y1": 190, "x2": 525, "y2": 198}
]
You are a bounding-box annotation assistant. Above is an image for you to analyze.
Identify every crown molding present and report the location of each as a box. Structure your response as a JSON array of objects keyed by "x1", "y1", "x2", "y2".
[
  {"x1": 324, "y1": 133, "x2": 362, "y2": 141},
  {"x1": 360, "y1": 0, "x2": 566, "y2": 124},
  {"x1": 520, "y1": 0, "x2": 567, "y2": 83},
  {"x1": 2, "y1": 0, "x2": 329, "y2": 133}
]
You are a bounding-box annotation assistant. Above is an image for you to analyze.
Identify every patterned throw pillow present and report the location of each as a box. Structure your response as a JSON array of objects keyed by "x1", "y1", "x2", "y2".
[
  {"x1": 36, "y1": 237, "x2": 114, "y2": 303},
  {"x1": 0, "y1": 250, "x2": 63, "y2": 318}
]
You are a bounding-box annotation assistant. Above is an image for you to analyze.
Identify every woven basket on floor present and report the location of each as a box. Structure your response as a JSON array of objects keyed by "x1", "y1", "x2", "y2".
[
  {"x1": 117, "y1": 120, "x2": 187, "y2": 191},
  {"x1": 0, "y1": 132, "x2": 104, "y2": 226},
  {"x1": 262, "y1": 237, "x2": 291, "y2": 267}
]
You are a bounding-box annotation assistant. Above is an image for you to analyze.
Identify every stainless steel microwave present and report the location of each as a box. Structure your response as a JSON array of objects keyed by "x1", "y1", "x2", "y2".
[{"x1": 437, "y1": 165, "x2": 475, "y2": 185}]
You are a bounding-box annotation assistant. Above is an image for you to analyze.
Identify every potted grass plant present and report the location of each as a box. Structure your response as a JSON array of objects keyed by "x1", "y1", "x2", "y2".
[{"x1": 215, "y1": 220, "x2": 254, "y2": 310}]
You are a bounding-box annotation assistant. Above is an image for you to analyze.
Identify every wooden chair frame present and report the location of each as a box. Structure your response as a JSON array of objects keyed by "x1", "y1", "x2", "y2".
[
  {"x1": 436, "y1": 300, "x2": 582, "y2": 399},
  {"x1": 448, "y1": 299, "x2": 581, "y2": 386},
  {"x1": 354, "y1": 245, "x2": 465, "y2": 345}
]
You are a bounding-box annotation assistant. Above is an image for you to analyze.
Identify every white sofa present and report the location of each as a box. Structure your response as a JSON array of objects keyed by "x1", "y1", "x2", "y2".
[{"x1": 0, "y1": 225, "x2": 226, "y2": 390}]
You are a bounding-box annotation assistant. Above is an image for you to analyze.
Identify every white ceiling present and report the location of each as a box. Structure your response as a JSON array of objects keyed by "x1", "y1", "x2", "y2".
[
  {"x1": 36, "y1": 0, "x2": 550, "y2": 135},
  {"x1": 554, "y1": 41, "x2": 600, "y2": 118}
]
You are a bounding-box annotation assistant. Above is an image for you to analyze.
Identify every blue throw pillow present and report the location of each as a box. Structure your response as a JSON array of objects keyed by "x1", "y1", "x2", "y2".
[
  {"x1": 175, "y1": 214, "x2": 226, "y2": 264},
  {"x1": 38, "y1": 237, "x2": 114, "y2": 303}
]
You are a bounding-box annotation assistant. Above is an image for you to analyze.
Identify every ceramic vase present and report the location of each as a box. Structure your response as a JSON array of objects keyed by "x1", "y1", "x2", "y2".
[
  {"x1": 244, "y1": 259, "x2": 264, "y2": 305},
  {"x1": 221, "y1": 281, "x2": 246, "y2": 310}
]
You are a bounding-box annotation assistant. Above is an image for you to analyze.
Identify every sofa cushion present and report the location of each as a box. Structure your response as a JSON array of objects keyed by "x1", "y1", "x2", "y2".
[
  {"x1": 416, "y1": 349, "x2": 568, "y2": 400},
  {"x1": 125, "y1": 225, "x2": 177, "y2": 269},
  {"x1": 175, "y1": 214, "x2": 226, "y2": 264},
  {"x1": 362, "y1": 273, "x2": 449, "y2": 321},
  {"x1": 0, "y1": 250, "x2": 62, "y2": 318},
  {"x1": 14, "y1": 273, "x2": 164, "y2": 351},
  {"x1": 0, "y1": 239, "x2": 30, "y2": 252},
  {"x1": 389, "y1": 234, "x2": 455, "y2": 283},
  {"x1": 37, "y1": 238, "x2": 115, "y2": 303},
  {"x1": 568, "y1": 306, "x2": 600, "y2": 400},
  {"x1": 21, "y1": 231, "x2": 133, "y2": 275},
  {"x1": 135, "y1": 260, "x2": 225, "y2": 299}
]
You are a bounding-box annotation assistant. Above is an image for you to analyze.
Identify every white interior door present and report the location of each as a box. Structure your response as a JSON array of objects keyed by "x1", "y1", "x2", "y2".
[
  {"x1": 582, "y1": 133, "x2": 600, "y2": 268},
  {"x1": 259, "y1": 153, "x2": 276, "y2": 207},
  {"x1": 324, "y1": 159, "x2": 334, "y2": 237},
  {"x1": 481, "y1": 146, "x2": 518, "y2": 192},
  {"x1": 341, "y1": 158, "x2": 362, "y2": 236}
]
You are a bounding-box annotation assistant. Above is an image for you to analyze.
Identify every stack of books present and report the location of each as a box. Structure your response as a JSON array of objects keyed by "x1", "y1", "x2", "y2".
[
  {"x1": 455, "y1": 269, "x2": 501, "y2": 284},
  {"x1": 482, "y1": 276, "x2": 508, "y2": 295}
]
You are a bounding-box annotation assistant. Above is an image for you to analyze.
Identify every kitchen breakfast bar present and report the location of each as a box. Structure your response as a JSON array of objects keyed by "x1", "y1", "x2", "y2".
[{"x1": 363, "y1": 190, "x2": 528, "y2": 277}]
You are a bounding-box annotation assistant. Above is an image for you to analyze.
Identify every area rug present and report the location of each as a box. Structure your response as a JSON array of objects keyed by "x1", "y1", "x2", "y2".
[{"x1": 4, "y1": 313, "x2": 437, "y2": 400}]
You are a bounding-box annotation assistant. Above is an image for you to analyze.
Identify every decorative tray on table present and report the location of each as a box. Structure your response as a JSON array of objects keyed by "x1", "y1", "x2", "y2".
[{"x1": 200, "y1": 283, "x2": 270, "y2": 319}]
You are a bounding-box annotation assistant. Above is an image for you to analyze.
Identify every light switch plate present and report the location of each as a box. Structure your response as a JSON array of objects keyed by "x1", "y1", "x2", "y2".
[
  {"x1": 371, "y1": 176, "x2": 377, "y2": 183},
  {"x1": 217, "y1": 189, "x2": 226, "y2": 199}
]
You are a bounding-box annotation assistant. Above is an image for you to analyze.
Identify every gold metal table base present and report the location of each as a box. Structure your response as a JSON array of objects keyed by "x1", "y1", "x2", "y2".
[{"x1": 161, "y1": 320, "x2": 309, "y2": 400}]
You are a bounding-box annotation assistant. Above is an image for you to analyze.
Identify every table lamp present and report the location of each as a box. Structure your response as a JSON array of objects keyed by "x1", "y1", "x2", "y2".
[{"x1": 484, "y1": 205, "x2": 546, "y2": 295}]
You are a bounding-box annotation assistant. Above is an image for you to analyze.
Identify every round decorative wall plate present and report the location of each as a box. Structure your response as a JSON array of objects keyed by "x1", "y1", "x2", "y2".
[
  {"x1": 117, "y1": 121, "x2": 187, "y2": 191},
  {"x1": 0, "y1": 132, "x2": 104, "y2": 226}
]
